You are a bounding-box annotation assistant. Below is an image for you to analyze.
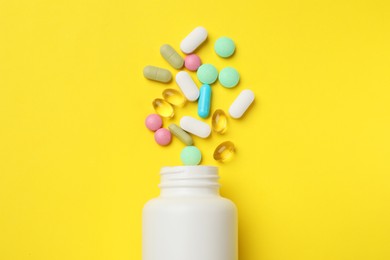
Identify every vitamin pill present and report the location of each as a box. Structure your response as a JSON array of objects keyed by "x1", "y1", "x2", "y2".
[
  {"x1": 168, "y1": 123, "x2": 193, "y2": 146},
  {"x1": 180, "y1": 116, "x2": 211, "y2": 138},
  {"x1": 180, "y1": 146, "x2": 202, "y2": 165},
  {"x1": 213, "y1": 141, "x2": 235, "y2": 162},
  {"x1": 154, "y1": 128, "x2": 172, "y2": 146},
  {"x1": 143, "y1": 65, "x2": 172, "y2": 83},
  {"x1": 212, "y1": 109, "x2": 228, "y2": 134},
  {"x1": 219, "y1": 67, "x2": 240, "y2": 88},
  {"x1": 229, "y1": 89, "x2": 255, "y2": 119},
  {"x1": 160, "y1": 44, "x2": 184, "y2": 69},
  {"x1": 162, "y1": 88, "x2": 186, "y2": 107},
  {"x1": 145, "y1": 114, "x2": 163, "y2": 131},
  {"x1": 198, "y1": 84, "x2": 212, "y2": 118},
  {"x1": 197, "y1": 64, "x2": 218, "y2": 84},
  {"x1": 152, "y1": 98, "x2": 174, "y2": 118},
  {"x1": 180, "y1": 26, "x2": 208, "y2": 54},
  {"x1": 214, "y1": 37, "x2": 236, "y2": 58},
  {"x1": 184, "y1": 54, "x2": 202, "y2": 71},
  {"x1": 175, "y1": 71, "x2": 200, "y2": 102}
]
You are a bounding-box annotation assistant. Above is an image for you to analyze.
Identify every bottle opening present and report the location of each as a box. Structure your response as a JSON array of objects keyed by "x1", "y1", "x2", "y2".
[{"x1": 159, "y1": 166, "x2": 220, "y2": 188}]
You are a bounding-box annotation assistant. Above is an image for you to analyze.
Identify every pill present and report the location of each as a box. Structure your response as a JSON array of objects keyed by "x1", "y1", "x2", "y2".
[
  {"x1": 180, "y1": 116, "x2": 211, "y2": 138},
  {"x1": 145, "y1": 114, "x2": 163, "y2": 131},
  {"x1": 213, "y1": 141, "x2": 235, "y2": 162},
  {"x1": 160, "y1": 44, "x2": 184, "y2": 69},
  {"x1": 168, "y1": 123, "x2": 193, "y2": 146},
  {"x1": 143, "y1": 66, "x2": 172, "y2": 83},
  {"x1": 184, "y1": 54, "x2": 202, "y2": 71},
  {"x1": 162, "y1": 88, "x2": 186, "y2": 107},
  {"x1": 154, "y1": 128, "x2": 172, "y2": 146},
  {"x1": 229, "y1": 89, "x2": 255, "y2": 119},
  {"x1": 175, "y1": 71, "x2": 199, "y2": 102},
  {"x1": 180, "y1": 146, "x2": 202, "y2": 165},
  {"x1": 214, "y1": 37, "x2": 236, "y2": 58},
  {"x1": 198, "y1": 84, "x2": 212, "y2": 118},
  {"x1": 219, "y1": 67, "x2": 240, "y2": 88},
  {"x1": 180, "y1": 26, "x2": 208, "y2": 54},
  {"x1": 197, "y1": 64, "x2": 218, "y2": 84},
  {"x1": 212, "y1": 109, "x2": 228, "y2": 134},
  {"x1": 152, "y1": 98, "x2": 174, "y2": 118}
]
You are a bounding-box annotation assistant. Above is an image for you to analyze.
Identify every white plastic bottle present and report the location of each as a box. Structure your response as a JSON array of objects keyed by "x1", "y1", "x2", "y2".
[{"x1": 142, "y1": 166, "x2": 238, "y2": 260}]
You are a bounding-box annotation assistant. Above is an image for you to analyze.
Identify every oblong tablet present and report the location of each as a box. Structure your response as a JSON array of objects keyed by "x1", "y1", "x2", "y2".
[
  {"x1": 160, "y1": 44, "x2": 184, "y2": 69},
  {"x1": 180, "y1": 26, "x2": 208, "y2": 54},
  {"x1": 143, "y1": 66, "x2": 172, "y2": 83},
  {"x1": 198, "y1": 84, "x2": 212, "y2": 118},
  {"x1": 175, "y1": 71, "x2": 199, "y2": 101},
  {"x1": 168, "y1": 123, "x2": 193, "y2": 146},
  {"x1": 180, "y1": 116, "x2": 211, "y2": 138},
  {"x1": 228, "y1": 89, "x2": 255, "y2": 119}
]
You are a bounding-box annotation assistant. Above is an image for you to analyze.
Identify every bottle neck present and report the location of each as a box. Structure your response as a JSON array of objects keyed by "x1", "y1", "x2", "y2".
[{"x1": 159, "y1": 166, "x2": 220, "y2": 197}]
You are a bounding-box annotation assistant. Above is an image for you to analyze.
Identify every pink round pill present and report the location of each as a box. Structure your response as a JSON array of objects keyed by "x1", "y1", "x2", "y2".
[
  {"x1": 154, "y1": 128, "x2": 172, "y2": 146},
  {"x1": 184, "y1": 54, "x2": 202, "y2": 71},
  {"x1": 145, "y1": 114, "x2": 163, "y2": 131}
]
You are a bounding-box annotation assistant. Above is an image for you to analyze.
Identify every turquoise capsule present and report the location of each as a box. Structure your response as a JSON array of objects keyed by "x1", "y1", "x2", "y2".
[{"x1": 198, "y1": 84, "x2": 212, "y2": 118}]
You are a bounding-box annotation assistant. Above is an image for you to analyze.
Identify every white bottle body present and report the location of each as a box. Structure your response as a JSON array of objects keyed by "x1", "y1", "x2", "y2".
[{"x1": 142, "y1": 166, "x2": 238, "y2": 260}]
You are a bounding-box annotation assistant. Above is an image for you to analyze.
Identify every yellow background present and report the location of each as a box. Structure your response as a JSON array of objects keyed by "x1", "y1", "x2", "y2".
[{"x1": 1, "y1": 0, "x2": 390, "y2": 259}]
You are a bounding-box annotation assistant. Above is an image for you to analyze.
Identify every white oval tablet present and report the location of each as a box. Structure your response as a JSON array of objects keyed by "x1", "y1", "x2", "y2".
[
  {"x1": 180, "y1": 116, "x2": 211, "y2": 138},
  {"x1": 175, "y1": 71, "x2": 199, "y2": 101},
  {"x1": 229, "y1": 89, "x2": 255, "y2": 119},
  {"x1": 180, "y1": 26, "x2": 208, "y2": 54}
]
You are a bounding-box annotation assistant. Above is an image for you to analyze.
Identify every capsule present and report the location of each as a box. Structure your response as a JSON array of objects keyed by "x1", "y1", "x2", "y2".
[
  {"x1": 143, "y1": 66, "x2": 172, "y2": 83},
  {"x1": 180, "y1": 26, "x2": 208, "y2": 54},
  {"x1": 168, "y1": 123, "x2": 193, "y2": 146},
  {"x1": 198, "y1": 84, "x2": 212, "y2": 118},
  {"x1": 213, "y1": 141, "x2": 235, "y2": 162},
  {"x1": 162, "y1": 88, "x2": 186, "y2": 107},
  {"x1": 212, "y1": 109, "x2": 228, "y2": 134},
  {"x1": 229, "y1": 89, "x2": 255, "y2": 119},
  {"x1": 160, "y1": 44, "x2": 184, "y2": 69},
  {"x1": 175, "y1": 71, "x2": 199, "y2": 102},
  {"x1": 180, "y1": 116, "x2": 211, "y2": 138},
  {"x1": 152, "y1": 98, "x2": 174, "y2": 118}
]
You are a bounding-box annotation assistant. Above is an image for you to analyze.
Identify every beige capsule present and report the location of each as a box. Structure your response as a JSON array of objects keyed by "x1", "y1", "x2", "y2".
[
  {"x1": 168, "y1": 123, "x2": 193, "y2": 146},
  {"x1": 143, "y1": 66, "x2": 172, "y2": 83},
  {"x1": 160, "y1": 44, "x2": 184, "y2": 69}
]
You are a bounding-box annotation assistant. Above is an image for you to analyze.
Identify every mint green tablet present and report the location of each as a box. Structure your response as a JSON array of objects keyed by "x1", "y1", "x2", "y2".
[
  {"x1": 214, "y1": 37, "x2": 235, "y2": 58},
  {"x1": 197, "y1": 64, "x2": 218, "y2": 84},
  {"x1": 180, "y1": 146, "x2": 202, "y2": 165},
  {"x1": 219, "y1": 67, "x2": 240, "y2": 88}
]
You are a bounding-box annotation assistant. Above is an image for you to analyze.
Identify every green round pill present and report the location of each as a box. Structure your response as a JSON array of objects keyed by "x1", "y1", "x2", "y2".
[
  {"x1": 219, "y1": 67, "x2": 240, "y2": 88},
  {"x1": 214, "y1": 37, "x2": 235, "y2": 58},
  {"x1": 180, "y1": 146, "x2": 202, "y2": 165},
  {"x1": 197, "y1": 64, "x2": 218, "y2": 84}
]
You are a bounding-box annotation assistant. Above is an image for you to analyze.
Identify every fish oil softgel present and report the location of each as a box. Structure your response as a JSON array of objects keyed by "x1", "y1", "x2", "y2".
[
  {"x1": 212, "y1": 109, "x2": 228, "y2": 134},
  {"x1": 152, "y1": 98, "x2": 174, "y2": 118},
  {"x1": 213, "y1": 141, "x2": 236, "y2": 162},
  {"x1": 143, "y1": 26, "x2": 255, "y2": 164},
  {"x1": 162, "y1": 89, "x2": 186, "y2": 107}
]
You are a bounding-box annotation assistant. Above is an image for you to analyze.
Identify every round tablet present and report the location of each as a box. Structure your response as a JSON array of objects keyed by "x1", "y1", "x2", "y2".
[
  {"x1": 145, "y1": 114, "x2": 163, "y2": 131},
  {"x1": 154, "y1": 128, "x2": 172, "y2": 146},
  {"x1": 214, "y1": 37, "x2": 235, "y2": 58},
  {"x1": 180, "y1": 146, "x2": 202, "y2": 165},
  {"x1": 219, "y1": 67, "x2": 240, "y2": 88},
  {"x1": 197, "y1": 64, "x2": 218, "y2": 84},
  {"x1": 184, "y1": 54, "x2": 202, "y2": 71}
]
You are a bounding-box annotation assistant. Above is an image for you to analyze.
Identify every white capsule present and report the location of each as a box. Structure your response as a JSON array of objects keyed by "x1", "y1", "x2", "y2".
[
  {"x1": 180, "y1": 116, "x2": 211, "y2": 138},
  {"x1": 180, "y1": 26, "x2": 208, "y2": 54},
  {"x1": 175, "y1": 71, "x2": 200, "y2": 102},
  {"x1": 229, "y1": 89, "x2": 255, "y2": 119}
]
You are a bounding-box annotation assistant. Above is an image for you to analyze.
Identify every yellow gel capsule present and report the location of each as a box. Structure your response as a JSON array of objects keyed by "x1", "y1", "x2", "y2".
[
  {"x1": 213, "y1": 141, "x2": 235, "y2": 162},
  {"x1": 162, "y1": 88, "x2": 186, "y2": 107},
  {"x1": 152, "y1": 98, "x2": 174, "y2": 118},
  {"x1": 212, "y1": 109, "x2": 228, "y2": 134}
]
